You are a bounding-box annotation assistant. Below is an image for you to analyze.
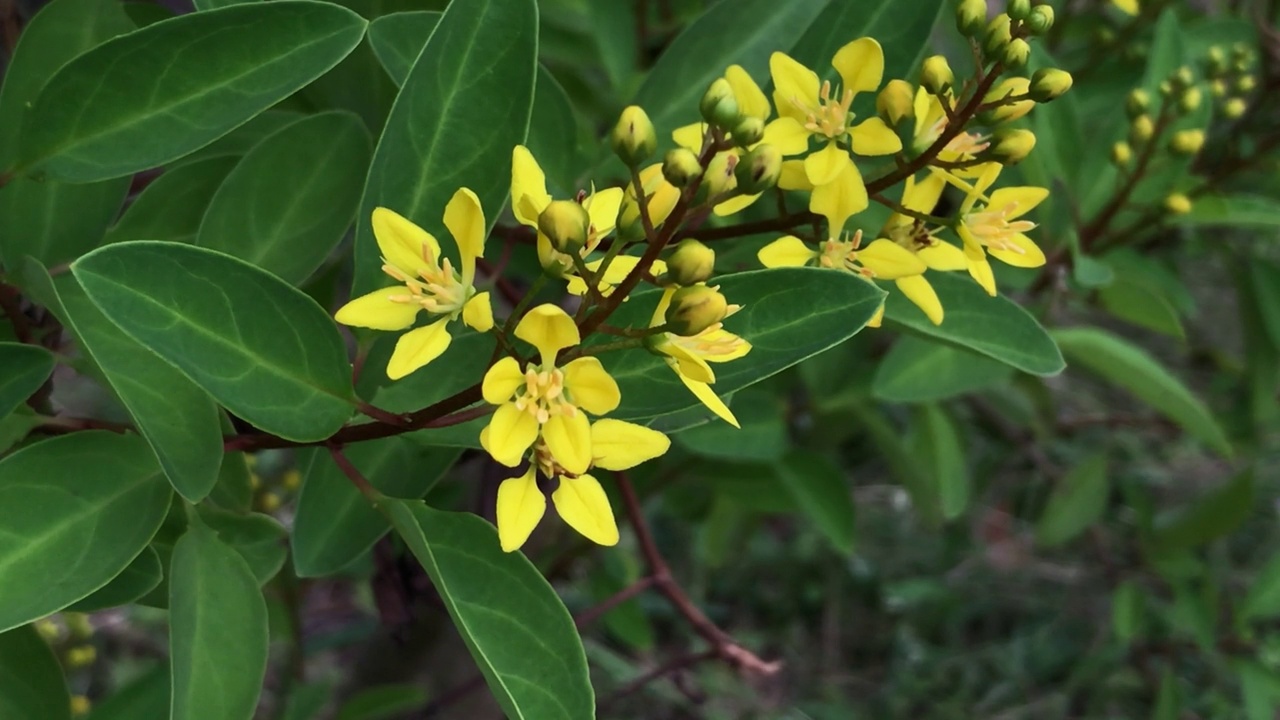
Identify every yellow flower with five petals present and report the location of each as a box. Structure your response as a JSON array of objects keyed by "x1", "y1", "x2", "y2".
[
  {"x1": 646, "y1": 287, "x2": 751, "y2": 427},
  {"x1": 510, "y1": 145, "x2": 624, "y2": 276},
  {"x1": 935, "y1": 163, "x2": 1048, "y2": 296}
]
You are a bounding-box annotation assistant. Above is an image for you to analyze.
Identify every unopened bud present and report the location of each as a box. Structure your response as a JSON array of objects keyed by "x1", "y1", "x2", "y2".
[
  {"x1": 1164, "y1": 193, "x2": 1192, "y2": 215},
  {"x1": 877, "y1": 79, "x2": 916, "y2": 127},
  {"x1": 1111, "y1": 141, "x2": 1132, "y2": 166},
  {"x1": 662, "y1": 148, "x2": 702, "y2": 188},
  {"x1": 700, "y1": 78, "x2": 740, "y2": 129},
  {"x1": 35, "y1": 619, "x2": 60, "y2": 642},
  {"x1": 1129, "y1": 114, "x2": 1155, "y2": 145},
  {"x1": 1126, "y1": 88, "x2": 1150, "y2": 118},
  {"x1": 987, "y1": 128, "x2": 1036, "y2": 164},
  {"x1": 1025, "y1": 4, "x2": 1054, "y2": 34},
  {"x1": 1002, "y1": 38, "x2": 1031, "y2": 69},
  {"x1": 1029, "y1": 68, "x2": 1073, "y2": 101},
  {"x1": 1007, "y1": 0, "x2": 1031, "y2": 21},
  {"x1": 259, "y1": 491, "x2": 281, "y2": 513},
  {"x1": 730, "y1": 116, "x2": 764, "y2": 148},
  {"x1": 921, "y1": 56, "x2": 954, "y2": 95},
  {"x1": 1236, "y1": 75, "x2": 1256, "y2": 93},
  {"x1": 733, "y1": 143, "x2": 782, "y2": 194},
  {"x1": 666, "y1": 239, "x2": 716, "y2": 285},
  {"x1": 1223, "y1": 97, "x2": 1247, "y2": 118},
  {"x1": 538, "y1": 199, "x2": 590, "y2": 253},
  {"x1": 980, "y1": 77, "x2": 1034, "y2": 123},
  {"x1": 983, "y1": 14, "x2": 1013, "y2": 56},
  {"x1": 1178, "y1": 86, "x2": 1202, "y2": 113},
  {"x1": 1169, "y1": 129, "x2": 1205, "y2": 155},
  {"x1": 665, "y1": 285, "x2": 728, "y2": 336},
  {"x1": 611, "y1": 105, "x2": 656, "y2": 167},
  {"x1": 70, "y1": 696, "x2": 91, "y2": 716},
  {"x1": 65, "y1": 613, "x2": 92, "y2": 639},
  {"x1": 66, "y1": 645, "x2": 97, "y2": 668},
  {"x1": 1207, "y1": 46, "x2": 1227, "y2": 75},
  {"x1": 1211, "y1": 79, "x2": 1228, "y2": 97},
  {"x1": 956, "y1": 0, "x2": 987, "y2": 36}
]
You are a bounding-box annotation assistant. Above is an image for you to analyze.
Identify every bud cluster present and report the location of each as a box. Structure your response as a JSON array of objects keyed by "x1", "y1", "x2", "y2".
[{"x1": 1204, "y1": 43, "x2": 1256, "y2": 120}]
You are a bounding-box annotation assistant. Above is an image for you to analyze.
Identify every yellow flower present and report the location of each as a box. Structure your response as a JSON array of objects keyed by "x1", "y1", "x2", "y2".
[
  {"x1": 1112, "y1": 0, "x2": 1138, "y2": 15},
  {"x1": 495, "y1": 419, "x2": 670, "y2": 552},
  {"x1": 936, "y1": 163, "x2": 1048, "y2": 296},
  {"x1": 565, "y1": 255, "x2": 668, "y2": 298},
  {"x1": 618, "y1": 163, "x2": 683, "y2": 238},
  {"x1": 911, "y1": 87, "x2": 989, "y2": 172},
  {"x1": 511, "y1": 145, "x2": 624, "y2": 275},
  {"x1": 480, "y1": 304, "x2": 621, "y2": 475},
  {"x1": 647, "y1": 287, "x2": 751, "y2": 427},
  {"x1": 335, "y1": 189, "x2": 494, "y2": 380},
  {"x1": 878, "y1": 173, "x2": 968, "y2": 325}
]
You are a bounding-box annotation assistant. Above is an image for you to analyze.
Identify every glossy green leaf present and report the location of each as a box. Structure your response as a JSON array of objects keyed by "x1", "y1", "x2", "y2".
[
  {"x1": 1177, "y1": 194, "x2": 1280, "y2": 228},
  {"x1": 1053, "y1": 327, "x2": 1231, "y2": 456},
  {"x1": 105, "y1": 156, "x2": 239, "y2": 244},
  {"x1": 676, "y1": 390, "x2": 787, "y2": 462},
  {"x1": 19, "y1": 2, "x2": 368, "y2": 182},
  {"x1": 1240, "y1": 550, "x2": 1280, "y2": 622},
  {"x1": 193, "y1": 0, "x2": 256, "y2": 12},
  {"x1": 197, "y1": 111, "x2": 371, "y2": 285},
  {"x1": 788, "y1": 0, "x2": 942, "y2": 87},
  {"x1": 0, "y1": 432, "x2": 171, "y2": 632},
  {"x1": 1035, "y1": 452, "x2": 1109, "y2": 547},
  {"x1": 208, "y1": 418, "x2": 255, "y2": 512},
  {"x1": 0, "y1": 625, "x2": 70, "y2": 720},
  {"x1": 335, "y1": 684, "x2": 428, "y2": 720},
  {"x1": 0, "y1": 344, "x2": 53, "y2": 419},
  {"x1": 293, "y1": 438, "x2": 460, "y2": 577},
  {"x1": 1098, "y1": 277, "x2": 1186, "y2": 341},
  {"x1": 169, "y1": 520, "x2": 269, "y2": 720},
  {"x1": 200, "y1": 508, "x2": 288, "y2": 585},
  {"x1": 910, "y1": 404, "x2": 969, "y2": 521},
  {"x1": 84, "y1": 665, "x2": 169, "y2": 720},
  {"x1": 72, "y1": 241, "x2": 356, "y2": 441},
  {"x1": 386, "y1": 500, "x2": 593, "y2": 720},
  {"x1": 872, "y1": 335, "x2": 1014, "y2": 403},
  {"x1": 179, "y1": 109, "x2": 307, "y2": 165},
  {"x1": 528, "y1": 67, "x2": 582, "y2": 196},
  {"x1": 66, "y1": 546, "x2": 163, "y2": 612},
  {"x1": 583, "y1": 2, "x2": 637, "y2": 93},
  {"x1": 773, "y1": 452, "x2": 854, "y2": 554},
  {"x1": 366, "y1": 11, "x2": 442, "y2": 85},
  {"x1": 885, "y1": 272, "x2": 1064, "y2": 376},
  {"x1": 1151, "y1": 470, "x2": 1253, "y2": 552},
  {"x1": 353, "y1": 0, "x2": 537, "y2": 294}
]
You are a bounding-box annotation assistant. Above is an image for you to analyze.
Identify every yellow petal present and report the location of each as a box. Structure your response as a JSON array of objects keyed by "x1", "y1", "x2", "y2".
[
  {"x1": 777, "y1": 159, "x2": 813, "y2": 191},
  {"x1": 482, "y1": 356, "x2": 525, "y2": 404},
  {"x1": 713, "y1": 192, "x2": 761, "y2": 217},
  {"x1": 988, "y1": 233, "x2": 1047, "y2": 268},
  {"x1": 1112, "y1": 0, "x2": 1138, "y2": 15},
  {"x1": 895, "y1": 275, "x2": 943, "y2": 325},
  {"x1": 598, "y1": 255, "x2": 642, "y2": 285},
  {"x1": 725, "y1": 64, "x2": 770, "y2": 120},
  {"x1": 462, "y1": 291, "x2": 494, "y2": 332},
  {"x1": 973, "y1": 162, "x2": 1003, "y2": 196},
  {"x1": 699, "y1": 329, "x2": 752, "y2": 362},
  {"x1": 867, "y1": 302, "x2": 884, "y2": 327},
  {"x1": 372, "y1": 207, "x2": 439, "y2": 275},
  {"x1": 552, "y1": 474, "x2": 619, "y2": 547},
  {"x1": 386, "y1": 318, "x2": 453, "y2": 379},
  {"x1": 769, "y1": 51, "x2": 820, "y2": 123},
  {"x1": 762, "y1": 117, "x2": 812, "y2": 157},
  {"x1": 804, "y1": 141, "x2": 852, "y2": 187},
  {"x1": 511, "y1": 145, "x2": 551, "y2": 227},
  {"x1": 650, "y1": 287, "x2": 675, "y2": 327},
  {"x1": 590, "y1": 419, "x2": 671, "y2": 471},
  {"x1": 495, "y1": 468, "x2": 545, "y2": 552},
  {"x1": 758, "y1": 235, "x2": 817, "y2": 268},
  {"x1": 671, "y1": 364, "x2": 739, "y2": 428},
  {"x1": 444, "y1": 187, "x2": 485, "y2": 284},
  {"x1": 966, "y1": 253, "x2": 998, "y2": 296},
  {"x1": 902, "y1": 172, "x2": 946, "y2": 215},
  {"x1": 562, "y1": 357, "x2": 621, "y2": 415},
  {"x1": 810, "y1": 163, "x2": 868, "y2": 233},
  {"x1": 514, "y1": 303, "x2": 580, "y2": 366},
  {"x1": 334, "y1": 286, "x2": 420, "y2": 331},
  {"x1": 857, "y1": 238, "x2": 927, "y2": 279},
  {"x1": 912, "y1": 87, "x2": 942, "y2": 140},
  {"x1": 543, "y1": 411, "x2": 592, "y2": 475},
  {"x1": 848, "y1": 117, "x2": 902, "y2": 156},
  {"x1": 989, "y1": 186, "x2": 1049, "y2": 219},
  {"x1": 585, "y1": 186, "x2": 624, "y2": 237},
  {"x1": 485, "y1": 403, "x2": 539, "y2": 467},
  {"x1": 672, "y1": 122, "x2": 706, "y2": 152},
  {"x1": 832, "y1": 37, "x2": 884, "y2": 96},
  {"x1": 917, "y1": 240, "x2": 968, "y2": 271},
  {"x1": 660, "y1": 341, "x2": 716, "y2": 384}
]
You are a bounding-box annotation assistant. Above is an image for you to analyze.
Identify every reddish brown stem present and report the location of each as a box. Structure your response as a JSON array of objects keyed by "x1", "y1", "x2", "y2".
[
  {"x1": 326, "y1": 444, "x2": 378, "y2": 502},
  {"x1": 597, "y1": 649, "x2": 717, "y2": 711},
  {"x1": 574, "y1": 576, "x2": 656, "y2": 629}
]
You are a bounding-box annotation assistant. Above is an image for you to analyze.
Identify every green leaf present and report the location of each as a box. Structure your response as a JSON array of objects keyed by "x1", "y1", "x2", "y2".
[
  {"x1": 773, "y1": 452, "x2": 854, "y2": 554},
  {"x1": 1053, "y1": 327, "x2": 1232, "y2": 456},
  {"x1": 169, "y1": 520, "x2": 269, "y2": 720},
  {"x1": 872, "y1": 335, "x2": 1014, "y2": 403},
  {"x1": 0, "y1": 344, "x2": 53, "y2": 419},
  {"x1": 0, "y1": 432, "x2": 171, "y2": 632},
  {"x1": 528, "y1": 67, "x2": 582, "y2": 196},
  {"x1": 84, "y1": 665, "x2": 169, "y2": 720},
  {"x1": 179, "y1": 109, "x2": 307, "y2": 165},
  {"x1": 788, "y1": 0, "x2": 942, "y2": 88},
  {"x1": 1239, "y1": 662, "x2": 1280, "y2": 720},
  {"x1": 1035, "y1": 452, "x2": 1109, "y2": 547},
  {"x1": 675, "y1": 390, "x2": 787, "y2": 462},
  {"x1": 582, "y1": 2, "x2": 637, "y2": 94},
  {"x1": 1177, "y1": 194, "x2": 1280, "y2": 228},
  {"x1": 105, "y1": 156, "x2": 239, "y2": 244},
  {"x1": 1141, "y1": 10, "x2": 1184, "y2": 100},
  {"x1": 335, "y1": 684, "x2": 428, "y2": 720},
  {"x1": 910, "y1": 404, "x2": 969, "y2": 521},
  {"x1": 1111, "y1": 580, "x2": 1144, "y2": 644},
  {"x1": 197, "y1": 111, "x2": 371, "y2": 285},
  {"x1": 353, "y1": 0, "x2": 537, "y2": 295},
  {"x1": 71, "y1": 241, "x2": 356, "y2": 441},
  {"x1": 1246, "y1": 261, "x2": 1280, "y2": 352},
  {"x1": 0, "y1": 625, "x2": 70, "y2": 720},
  {"x1": 366, "y1": 11, "x2": 442, "y2": 86},
  {"x1": 19, "y1": 2, "x2": 368, "y2": 182},
  {"x1": 604, "y1": 267, "x2": 885, "y2": 420},
  {"x1": 1240, "y1": 550, "x2": 1280, "y2": 622},
  {"x1": 66, "y1": 546, "x2": 163, "y2": 612},
  {"x1": 386, "y1": 500, "x2": 593, "y2": 720},
  {"x1": 1153, "y1": 669, "x2": 1180, "y2": 720},
  {"x1": 293, "y1": 438, "x2": 460, "y2": 577},
  {"x1": 200, "y1": 508, "x2": 288, "y2": 585},
  {"x1": 885, "y1": 272, "x2": 1064, "y2": 376},
  {"x1": 1150, "y1": 470, "x2": 1253, "y2": 552},
  {"x1": 1098, "y1": 277, "x2": 1186, "y2": 341}
]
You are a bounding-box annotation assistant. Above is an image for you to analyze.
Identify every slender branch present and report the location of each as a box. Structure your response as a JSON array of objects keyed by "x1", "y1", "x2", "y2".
[
  {"x1": 36, "y1": 415, "x2": 133, "y2": 435},
  {"x1": 870, "y1": 192, "x2": 952, "y2": 226},
  {"x1": 418, "y1": 675, "x2": 487, "y2": 718},
  {"x1": 575, "y1": 576, "x2": 656, "y2": 629},
  {"x1": 1080, "y1": 102, "x2": 1175, "y2": 247},
  {"x1": 476, "y1": 257, "x2": 521, "y2": 307},
  {"x1": 326, "y1": 444, "x2": 378, "y2": 502},
  {"x1": 355, "y1": 401, "x2": 411, "y2": 427},
  {"x1": 596, "y1": 650, "x2": 717, "y2": 711}
]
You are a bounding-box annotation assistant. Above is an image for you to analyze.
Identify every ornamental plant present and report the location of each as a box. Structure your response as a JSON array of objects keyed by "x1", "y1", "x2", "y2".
[{"x1": 0, "y1": 0, "x2": 1278, "y2": 717}]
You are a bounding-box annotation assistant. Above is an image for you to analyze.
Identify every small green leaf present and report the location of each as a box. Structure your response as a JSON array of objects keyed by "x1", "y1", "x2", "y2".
[
  {"x1": 104, "y1": 156, "x2": 239, "y2": 244},
  {"x1": 886, "y1": 272, "x2": 1065, "y2": 376},
  {"x1": 366, "y1": 11, "x2": 442, "y2": 86},
  {"x1": 335, "y1": 684, "x2": 428, "y2": 720},
  {"x1": 1111, "y1": 580, "x2": 1144, "y2": 644},
  {"x1": 872, "y1": 335, "x2": 1014, "y2": 403},
  {"x1": 200, "y1": 508, "x2": 288, "y2": 585},
  {"x1": 773, "y1": 452, "x2": 855, "y2": 554},
  {"x1": 1150, "y1": 470, "x2": 1253, "y2": 552},
  {"x1": 20, "y1": 2, "x2": 368, "y2": 181},
  {"x1": 1240, "y1": 550, "x2": 1280, "y2": 622},
  {"x1": 72, "y1": 241, "x2": 356, "y2": 442},
  {"x1": 66, "y1": 546, "x2": 163, "y2": 612},
  {"x1": 910, "y1": 404, "x2": 969, "y2": 521},
  {"x1": 169, "y1": 520, "x2": 269, "y2": 720},
  {"x1": 0, "y1": 625, "x2": 70, "y2": 720},
  {"x1": 1098, "y1": 279, "x2": 1185, "y2": 341},
  {"x1": 0, "y1": 432, "x2": 171, "y2": 632},
  {"x1": 0, "y1": 344, "x2": 53, "y2": 419},
  {"x1": 386, "y1": 500, "x2": 593, "y2": 720},
  {"x1": 1239, "y1": 661, "x2": 1280, "y2": 720},
  {"x1": 84, "y1": 665, "x2": 169, "y2": 720},
  {"x1": 1053, "y1": 327, "x2": 1232, "y2": 456},
  {"x1": 1035, "y1": 452, "x2": 1109, "y2": 547},
  {"x1": 197, "y1": 111, "x2": 371, "y2": 285},
  {"x1": 1153, "y1": 669, "x2": 1180, "y2": 720}
]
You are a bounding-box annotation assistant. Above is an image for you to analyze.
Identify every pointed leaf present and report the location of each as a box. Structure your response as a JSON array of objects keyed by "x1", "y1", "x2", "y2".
[
  {"x1": 773, "y1": 452, "x2": 855, "y2": 554},
  {"x1": 910, "y1": 404, "x2": 969, "y2": 521},
  {"x1": 0, "y1": 625, "x2": 70, "y2": 720},
  {"x1": 1151, "y1": 470, "x2": 1253, "y2": 552},
  {"x1": 1035, "y1": 452, "x2": 1109, "y2": 547},
  {"x1": 0, "y1": 344, "x2": 53, "y2": 419},
  {"x1": 66, "y1": 546, "x2": 163, "y2": 612},
  {"x1": 872, "y1": 335, "x2": 1014, "y2": 403},
  {"x1": 366, "y1": 11, "x2": 442, "y2": 86},
  {"x1": 199, "y1": 508, "x2": 288, "y2": 585}
]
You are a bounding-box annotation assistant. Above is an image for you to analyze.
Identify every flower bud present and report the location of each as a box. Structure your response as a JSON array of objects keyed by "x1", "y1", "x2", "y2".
[
  {"x1": 733, "y1": 143, "x2": 782, "y2": 194},
  {"x1": 1164, "y1": 193, "x2": 1192, "y2": 215},
  {"x1": 1029, "y1": 68, "x2": 1072, "y2": 101},
  {"x1": 664, "y1": 284, "x2": 728, "y2": 336},
  {"x1": 35, "y1": 620, "x2": 60, "y2": 642},
  {"x1": 66, "y1": 613, "x2": 93, "y2": 639},
  {"x1": 611, "y1": 105, "x2": 656, "y2": 167},
  {"x1": 1128, "y1": 114, "x2": 1155, "y2": 145},
  {"x1": 538, "y1": 199, "x2": 591, "y2": 253},
  {"x1": 956, "y1": 0, "x2": 987, "y2": 37},
  {"x1": 979, "y1": 77, "x2": 1034, "y2": 123},
  {"x1": 1126, "y1": 89, "x2": 1150, "y2": 119},
  {"x1": 1111, "y1": 141, "x2": 1132, "y2": 166},
  {"x1": 662, "y1": 148, "x2": 702, "y2": 188},
  {"x1": 700, "y1": 78, "x2": 740, "y2": 129},
  {"x1": 1207, "y1": 46, "x2": 1227, "y2": 74},
  {"x1": 983, "y1": 14, "x2": 1013, "y2": 56},
  {"x1": 1025, "y1": 4, "x2": 1054, "y2": 34},
  {"x1": 730, "y1": 116, "x2": 764, "y2": 148},
  {"x1": 1178, "y1": 86, "x2": 1202, "y2": 113},
  {"x1": 877, "y1": 79, "x2": 916, "y2": 127},
  {"x1": 70, "y1": 696, "x2": 91, "y2": 716},
  {"x1": 1210, "y1": 79, "x2": 1228, "y2": 98},
  {"x1": 66, "y1": 645, "x2": 97, "y2": 668},
  {"x1": 1002, "y1": 38, "x2": 1031, "y2": 70},
  {"x1": 1236, "y1": 74, "x2": 1256, "y2": 93},
  {"x1": 987, "y1": 128, "x2": 1036, "y2": 165},
  {"x1": 666, "y1": 239, "x2": 716, "y2": 286},
  {"x1": 1007, "y1": 0, "x2": 1031, "y2": 21},
  {"x1": 921, "y1": 55, "x2": 954, "y2": 95},
  {"x1": 1223, "y1": 97, "x2": 1247, "y2": 118},
  {"x1": 1169, "y1": 129, "x2": 1205, "y2": 155}
]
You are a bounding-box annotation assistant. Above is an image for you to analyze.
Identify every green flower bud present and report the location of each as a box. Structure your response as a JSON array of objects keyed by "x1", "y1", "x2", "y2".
[
  {"x1": 1169, "y1": 129, "x2": 1205, "y2": 155},
  {"x1": 987, "y1": 128, "x2": 1037, "y2": 165},
  {"x1": 730, "y1": 116, "x2": 765, "y2": 148},
  {"x1": 1111, "y1": 141, "x2": 1132, "y2": 166},
  {"x1": 1029, "y1": 68, "x2": 1073, "y2": 102},
  {"x1": 65, "y1": 613, "x2": 93, "y2": 639},
  {"x1": 700, "y1": 78, "x2": 740, "y2": 129},
  {"x1": 1223, "y1": 97, "x2": 1247, "y2": 118},
  {"x1": 1094, "y1": 27, "x2": 1116, "y2": 45},
  {"x1": 1210, "y1": 79, "x2": 1228, "y2": 97},
  {"x1": 733, "y1": 143, "x2": 782, "y2": 195},
  {"x1": 1129, "y1": 114, "x2": 1155, "y2": 145},
  {"x1": 921, "y1": 55, "x2": 955, "y2": 95},
  {"x1": 1125, "y1": 89, "x2": 1150, "y2": 119},
  {"x1": 1207, "y1": 46, "x2": 1227, "y2": 73},
  {"x1": 1007, "y1": 0, "x2": 1031, "y2": 21},
  {"x1": 983, "y1": 14, "x2": 1013, "y2": 56},
  {"x1": 876, "y1": 79, "x2": 916, "y2": 127},
  {"x1": 611, "y1": 105, "x2": 656, "y2": 167},
  {"x1": 665, "y1": 284, "x2": 729, "y2": 336},
  {"x1": 1025, "y1": 4, "x2": 1054, "y2": 34},
  {"x1": 1164, "y1": 193, "x2": 1192, "y2": 216},
  {"x1": 666, "y1": 239, "x2": 717, "y2": 286},
  {"x1": 979, "y1": 77, "x2": 1034, "y2": 124},
  {"x1": 1236, "y1": 74, "x2": 1256, "y2": 93},
  {"x1": 66, "y1": 645, "x2": 97, "y2": 668},
  {"x1": 662, "y1": 148, "x2": 703, "y2": 188},
  {"x1": 956, "y1": 0, "x2": 987, "y2": 37},
  {"x1": 538, "y1": 199, "x2": 591, "y2": 254},
  {"x1": 1002, "y1": 38, "x2": 1031, "y2": 70},
  {"x1": 1178, "y1": 86, "x2": 1202, "y2": 114}
]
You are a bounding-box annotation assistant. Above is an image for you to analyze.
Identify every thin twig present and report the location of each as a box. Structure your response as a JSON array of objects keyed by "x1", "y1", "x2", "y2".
[
  {"x1": 575, "y1": 576, "x2": 656, "y2": 629},
  {"x1": 597, "y1": 650, "x2": 717, "y2": 711}
]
